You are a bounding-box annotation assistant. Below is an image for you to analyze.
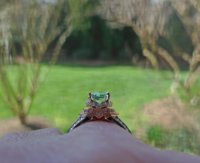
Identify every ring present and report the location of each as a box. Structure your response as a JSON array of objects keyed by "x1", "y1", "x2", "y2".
[{"x1": 67, "y1": 92, "x2": 132, "y2": 134}]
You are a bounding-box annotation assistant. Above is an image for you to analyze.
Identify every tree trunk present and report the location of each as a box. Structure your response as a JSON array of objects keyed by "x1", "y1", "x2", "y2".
[{"x1": 19, "y1": 114, "x2": 27, "y2": 125}]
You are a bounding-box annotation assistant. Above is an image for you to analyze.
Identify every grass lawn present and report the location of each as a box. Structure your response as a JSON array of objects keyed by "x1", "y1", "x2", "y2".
[{"x1": 0, "y1": 65, "x2": 172, "y2": 132}]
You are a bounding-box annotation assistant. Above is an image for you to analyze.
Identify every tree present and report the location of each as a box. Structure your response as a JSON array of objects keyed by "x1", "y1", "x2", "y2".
[
  {"x1": 0, "y1": 0, "x2": 70, "y2": 125},
  {"x1": 169, "y1": 0, "x2": 200, "y2": 105},
  {"x1": 99, "y1": 0, "x2": 200, "y2": 106},
  {"x1": 99, "y1": 0, "x2": 178, "y2": 69}
]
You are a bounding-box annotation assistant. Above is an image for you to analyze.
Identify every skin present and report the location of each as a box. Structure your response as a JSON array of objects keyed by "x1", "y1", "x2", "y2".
[{"x1": 0, "y1": 121, "x2": 200, "y2": 163}]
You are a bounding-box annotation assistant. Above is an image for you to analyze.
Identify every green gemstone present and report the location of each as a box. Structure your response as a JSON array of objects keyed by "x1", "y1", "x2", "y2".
[{"x1": 91, "y1": 92, "x2": 109, "y2": 104}]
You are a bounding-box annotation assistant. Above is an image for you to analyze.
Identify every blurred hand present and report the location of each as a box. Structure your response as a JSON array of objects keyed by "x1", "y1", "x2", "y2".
[{"x1": 0, "y1": 121, "x2": 200, "y2": 163}]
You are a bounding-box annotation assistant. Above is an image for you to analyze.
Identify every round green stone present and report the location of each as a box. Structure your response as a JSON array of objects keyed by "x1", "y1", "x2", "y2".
[{"x1": 91, "y1": 92, "x2": 109, "y2": 104}]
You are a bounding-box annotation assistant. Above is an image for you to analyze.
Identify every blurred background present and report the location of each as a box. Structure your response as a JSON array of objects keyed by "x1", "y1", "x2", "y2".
[{"x1": 0, "y1": 0, "x2": 200, "y2": 155}]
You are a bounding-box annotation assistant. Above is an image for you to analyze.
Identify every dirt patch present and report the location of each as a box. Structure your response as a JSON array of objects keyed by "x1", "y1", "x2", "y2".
[
  {"x1": 143, "y1": 97, "x2": 200, "y2": 131},
  {"x1": 0, "y1": 116, "x2": 53, "y2": 137}
]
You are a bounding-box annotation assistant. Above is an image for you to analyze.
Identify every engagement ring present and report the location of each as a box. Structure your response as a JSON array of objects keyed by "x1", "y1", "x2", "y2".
[{"x1": 67, "y1": 92, "x2": 132, "y2": 134}]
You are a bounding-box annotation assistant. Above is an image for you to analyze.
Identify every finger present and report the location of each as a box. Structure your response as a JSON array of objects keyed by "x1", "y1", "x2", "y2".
[
  {"x1": 1, "y1": 128, "x2": 61, "y2": 143},
  {"x1": 63, "y1": 121, "x2": 200, "y2": 163},
  {"x1": 0, "y1": 122, "x2": 200, "y2": 163}
]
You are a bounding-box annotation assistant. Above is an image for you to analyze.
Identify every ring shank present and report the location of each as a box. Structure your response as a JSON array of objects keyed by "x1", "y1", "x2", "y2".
[{"x1": 68, "y1": 116, "x2": 132, "y2": 134}]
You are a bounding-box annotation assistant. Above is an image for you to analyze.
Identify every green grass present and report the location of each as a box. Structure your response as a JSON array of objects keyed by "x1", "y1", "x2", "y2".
[{"x1": 0, "y1": 65, "x2": 172, "y2": 131}]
